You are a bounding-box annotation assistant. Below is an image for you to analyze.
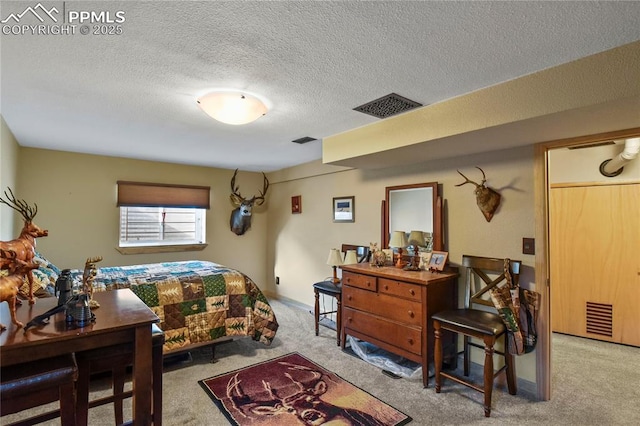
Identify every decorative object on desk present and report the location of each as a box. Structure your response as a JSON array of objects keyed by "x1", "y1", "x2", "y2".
[
  {"x1": 405, "y1": 230, "x2": 425, "y2": 270},
  {"x1": 427, "y1": 251, "x2": 448, "y2": 272},
  {"x1": 369, "y1": 242, "x2": 387, "y2": 267},
  {"x1": 333, "y1": 196, "x2": 355, "y2": 222},
  {"x1": 389, "y1": 231, "x2": 408, "y2": 268},
  {"x1": 326, "y1": 248, "x2": 343, "y2": 283},
  {"x1": 199, "y1": 352, "x2": 412, "y2": 426},
  {"x1": 230, "y1": 169, "x2": 270, "y2": 235},
  {"x1": 0, "y1": 253, "x2": 39, "y2": 330},
  {"x1": 419, "y1": 252, "x2": 432, "y2": 269},
  {"x1": 291, "y1": 195, "x2": 301, "y2": 214},
  {"x1": 0, "y1": 187, "x2": 49, "y2": 304},
  {"x1": 82, "y1": 256, "x2": 103, "y2": 308},
  {"x1": 456, "y1": 167, "x2": 501, "y2": 222}
]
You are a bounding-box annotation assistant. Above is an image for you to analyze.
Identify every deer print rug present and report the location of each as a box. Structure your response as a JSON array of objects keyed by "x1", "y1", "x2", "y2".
[{"x1": 199, "y1": 352, "x2": 412, "y2": 425}]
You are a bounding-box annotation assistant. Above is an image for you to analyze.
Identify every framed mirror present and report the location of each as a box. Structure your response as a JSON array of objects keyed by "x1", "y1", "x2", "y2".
[{"x1": 382, "y1": 182, "x2": 443, "y2": 253}]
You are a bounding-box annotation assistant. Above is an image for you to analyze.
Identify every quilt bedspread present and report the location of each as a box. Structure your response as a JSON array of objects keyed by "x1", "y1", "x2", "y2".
[{"x1": 71, "y1": 260, "x2": 278, "y2": 353}]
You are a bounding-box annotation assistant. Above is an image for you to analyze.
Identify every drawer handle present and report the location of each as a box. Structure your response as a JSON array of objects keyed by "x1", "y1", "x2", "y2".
[
  {"x1": 408, "y1": 310, "x2": 414, "y2": 318},
  {"x1": 407, "y1": 338, "x2": 414, "y2": 345},
  {"x1": 366, "y1": 281, "x2": 371, "y2": 287},
  {"x1": 347, "y1": 295, "x2": 352, "y2": 301},
  {"x1": 409, "y1": 289, "x2": 415, "y2": 296},
  {"x1": 346, "y1": 277, "x2": 351, "y2": 283},
  {"x1": 347, "y1": 317, "x2": 352, "y2": 322},
  {"x1": 384, "y1": 284, "x2": 389, "y2": 291}
]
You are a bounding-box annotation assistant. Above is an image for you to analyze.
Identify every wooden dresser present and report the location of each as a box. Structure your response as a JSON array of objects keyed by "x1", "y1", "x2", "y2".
[{"x1": 340, "y1": 263, "x2": 458, "y2": 387}]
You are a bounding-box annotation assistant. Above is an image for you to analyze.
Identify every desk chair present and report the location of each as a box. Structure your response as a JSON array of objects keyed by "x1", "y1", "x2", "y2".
[
  {"x1": 313, "y1": 244, "x2": 369, "y2": 346},
  {"x1": 432, "y1": 255, "x2": 520, "y2": 417},
  {"x1": 75, "y1": 323, "x2": 164, "y2": 426},
  {"x1": 0, "y1": 354, "x2": 78, "y2": 426}
]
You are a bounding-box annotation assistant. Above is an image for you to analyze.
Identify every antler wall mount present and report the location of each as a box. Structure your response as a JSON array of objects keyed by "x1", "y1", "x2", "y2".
[
  {"x1": 229, "y1": 169, "x2": 270, "y2": 236},
  {"x1": 455, "y1": 167, "x2": 502, "y2": 222}
]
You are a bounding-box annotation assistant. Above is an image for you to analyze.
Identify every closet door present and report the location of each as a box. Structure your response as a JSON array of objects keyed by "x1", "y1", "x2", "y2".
[{"x1": 550, "y1": 183, "x2": 639, "y2": 346}]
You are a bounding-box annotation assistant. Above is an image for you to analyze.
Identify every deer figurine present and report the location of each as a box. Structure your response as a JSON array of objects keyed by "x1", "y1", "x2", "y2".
[
  {"x1": 0, "y1": 188, "x2": 49, "y2": 303},
  {"x1": 229, "y1": 169, "x2": 269, "y2": 236},
  {"x1": 0, "y1": 250, "x2": 39, "y2": 330},
  {"x1": 455, "y1": 167, "x2": 501, "y2": 222}
]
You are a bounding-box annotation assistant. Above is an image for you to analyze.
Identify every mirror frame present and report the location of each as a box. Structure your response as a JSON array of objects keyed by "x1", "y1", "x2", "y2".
[{"x1": 382, "y1": 182, "x2": 443, "y2": 252}]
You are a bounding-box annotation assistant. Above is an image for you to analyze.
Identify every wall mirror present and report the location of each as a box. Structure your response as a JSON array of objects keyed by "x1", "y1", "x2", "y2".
[{"x1": 383, "y1": 182, "x2": 442, "y2": 253}]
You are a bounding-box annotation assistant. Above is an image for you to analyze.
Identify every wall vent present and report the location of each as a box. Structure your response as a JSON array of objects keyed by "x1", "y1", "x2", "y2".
[
  {"x1": 586, "y1": 301, "x2": 613, "y2": 337},
  {"x1": 353, "y1": 93, "x2": 422, "y2": 119},
  {"x1": 568, "y1": 140, "x2": 616, "y2": 150},
  {"x1": 292, "y1": 136, "x2": 317, "y2": 144}
]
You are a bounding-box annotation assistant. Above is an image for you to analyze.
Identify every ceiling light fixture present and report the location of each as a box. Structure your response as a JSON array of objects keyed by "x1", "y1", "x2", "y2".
[{"x1": 197, "y1": 90, "x2": 268, "y2": 125}]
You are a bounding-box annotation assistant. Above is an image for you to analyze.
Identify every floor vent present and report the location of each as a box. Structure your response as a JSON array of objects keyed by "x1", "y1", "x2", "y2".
[
  {"x1": 292, "y1": 136, "x2": 317, "y2": 144},
  {"x1": 353, "y1": 93, "x2": 422, "y2": 119},
  {"x1": 586, "y1": 301, "x2": 613, "y2": 337}
]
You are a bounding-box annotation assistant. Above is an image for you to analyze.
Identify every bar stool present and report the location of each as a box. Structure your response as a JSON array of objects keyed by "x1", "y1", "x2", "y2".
[
  {"x1": 1, "y1": 353, "x2": 78, "y2": 426},
  {"x1": 75, "y1": 323, "x2": 165, "y2": 425}
]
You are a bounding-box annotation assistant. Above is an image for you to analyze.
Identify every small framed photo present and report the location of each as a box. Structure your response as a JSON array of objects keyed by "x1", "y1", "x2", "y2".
[
  {"x1": 427, "y1": 251, "x2": 448, "y2": 271},
  {"x1": 333, "y1": 196, "x2": 355, "y2": 222}
]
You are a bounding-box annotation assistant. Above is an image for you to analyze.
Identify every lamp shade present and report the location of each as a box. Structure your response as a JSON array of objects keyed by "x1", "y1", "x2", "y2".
[
  {"x1": 197, "y1": 90, "x2": 268, "y2": 125},
  {"x1": 408, "y1": 230, "x2": 425, "y2": 247},
  {"x1": 343, "y1": 249, "x2": 358, "y2": 265},
  {"x1": 389, "y1": 231, "x2": 408, "y2": 248},
  {"x1": 326, "y1": 248, "x2": 343, "y2": 267}
]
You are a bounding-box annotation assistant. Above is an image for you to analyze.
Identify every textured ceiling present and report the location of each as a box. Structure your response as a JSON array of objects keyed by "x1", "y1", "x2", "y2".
[{"x1": 1, "y1": 1, "x2": 639, "y2": 172}]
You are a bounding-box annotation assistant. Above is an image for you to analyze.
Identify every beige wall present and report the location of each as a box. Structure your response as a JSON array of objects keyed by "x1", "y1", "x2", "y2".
[
  {"x1": 15, "y1": 148, "x2": 269, "y2": 289},
  {"x1": 266, "y1": 145, "x2": 537, "y2": 382},
  {"x1": 0, "y1": 116, "x2": 19, "y2": 239}
]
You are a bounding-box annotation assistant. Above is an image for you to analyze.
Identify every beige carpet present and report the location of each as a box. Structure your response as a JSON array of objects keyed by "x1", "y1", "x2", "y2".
[{"x1": 4, "y1": 297, "x2": 640, "y2": 425}]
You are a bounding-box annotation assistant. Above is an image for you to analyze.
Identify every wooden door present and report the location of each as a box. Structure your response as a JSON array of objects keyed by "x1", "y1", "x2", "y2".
[{"x1": 550, "y1": 183, "x2": 639, "y2": 346}]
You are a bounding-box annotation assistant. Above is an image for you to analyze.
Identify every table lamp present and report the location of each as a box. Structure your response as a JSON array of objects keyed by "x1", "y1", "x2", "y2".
[
  {"x1": 326, "y1": 248, "x2": 343, "y2": 283},
  {"x1": 343, "y1": 249, "x2": 358, "y2": 265},
  {"x1": 389, "y1": 231, "x2": 408, "y2": 268},
  {"x1": 407, "y1": 230, "x2": 424, "y2": 270}
]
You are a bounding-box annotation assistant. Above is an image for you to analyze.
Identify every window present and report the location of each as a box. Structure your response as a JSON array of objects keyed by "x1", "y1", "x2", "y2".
[
  {"x1": 117, "y1": 181, "x2": 210, "y2": 249},
  {"x1": 119, "y1": 206, "x2": 205, "y2": 247}
]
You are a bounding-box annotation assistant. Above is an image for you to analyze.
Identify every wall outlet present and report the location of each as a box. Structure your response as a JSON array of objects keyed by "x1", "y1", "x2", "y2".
[{"x1": 275, "y1": 276, "x2": 280, "y2": 285}]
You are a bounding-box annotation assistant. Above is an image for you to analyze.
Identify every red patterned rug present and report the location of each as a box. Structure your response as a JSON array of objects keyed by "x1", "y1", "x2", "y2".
[{"x1": 199, "y1": 352, "x2": 412, "y2": 426}]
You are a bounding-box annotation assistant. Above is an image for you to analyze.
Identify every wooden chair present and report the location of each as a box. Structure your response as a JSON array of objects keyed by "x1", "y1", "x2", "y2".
[
  {"x1": 0, "y1": 354, "x2": 78, "y2": 426},
  {"x1": 74, "y1": 323, "x2": 164, "y2": 426},
  {"x1": 432, "y1": 255, "x2": 520, "y2": 417},
  {"x1": 313, "y1": 244, "x2": 369, "y2": 346}
]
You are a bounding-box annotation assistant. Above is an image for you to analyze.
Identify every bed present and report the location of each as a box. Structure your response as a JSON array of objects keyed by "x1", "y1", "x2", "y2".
[{"x1": 22, "y1": 254, "x2": 279, "y2": 355}]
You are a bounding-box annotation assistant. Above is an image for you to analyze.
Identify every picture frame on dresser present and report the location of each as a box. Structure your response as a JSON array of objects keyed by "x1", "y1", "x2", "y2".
[{"x1": 427, "y1": 251, "x2": 448, "y2": 271}]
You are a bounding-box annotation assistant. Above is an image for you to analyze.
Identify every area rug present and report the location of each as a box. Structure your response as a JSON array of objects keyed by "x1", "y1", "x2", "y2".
[{"x1": 198, "y1": 352, "x2": 412, "y2": 426}]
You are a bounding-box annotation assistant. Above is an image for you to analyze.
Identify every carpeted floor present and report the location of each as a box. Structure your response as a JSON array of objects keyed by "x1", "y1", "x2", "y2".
[{"x1": 4, "y1": 297, "x2": 640, "y2": 425}]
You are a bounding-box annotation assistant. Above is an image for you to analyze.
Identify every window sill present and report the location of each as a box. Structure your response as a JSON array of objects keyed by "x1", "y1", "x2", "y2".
[{"x1": 115, "y1": 243, "x2": 208, "y2": 255}]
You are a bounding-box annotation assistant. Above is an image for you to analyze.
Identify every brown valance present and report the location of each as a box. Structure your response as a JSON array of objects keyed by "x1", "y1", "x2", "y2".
[{"x1": 117, "y1": 181, "x2": 210, "y2": 209}]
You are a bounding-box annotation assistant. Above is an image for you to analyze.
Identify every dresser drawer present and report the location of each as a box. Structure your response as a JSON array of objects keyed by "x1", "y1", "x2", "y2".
[
  {"x1": 343, "y1": 307, "x2": 422, "y2": 355},
  {"x1": 379, "y1": 278, "x2": 422, "y2": 302},
  {"x1": 343, "y1": 286, "x2": 422, "y2": 327},
  {"x1": 342, "y1": 271, "x2": 377, "y2": 292}
]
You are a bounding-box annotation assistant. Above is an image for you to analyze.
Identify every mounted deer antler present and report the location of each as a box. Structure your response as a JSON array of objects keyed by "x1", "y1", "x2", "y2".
[
  {"x1": 0, "y1": 188, "x2": 48, "y2": 304},
  {"x1": 456, "y1": 167, "x2": 501, "y2": 222},
  {"x1": 229, "y1": 169, "x2": 269, "y2": 235}
]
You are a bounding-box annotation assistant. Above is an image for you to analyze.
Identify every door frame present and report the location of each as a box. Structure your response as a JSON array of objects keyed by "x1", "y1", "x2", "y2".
[{"x1": 533, "y1": 126, "x2": 640, "y2": 400}]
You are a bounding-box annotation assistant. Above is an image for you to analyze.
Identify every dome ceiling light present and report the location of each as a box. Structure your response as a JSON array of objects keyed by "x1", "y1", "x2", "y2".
[{"x1": 197, "y1": 90, "x2": 268, "y2": 125}]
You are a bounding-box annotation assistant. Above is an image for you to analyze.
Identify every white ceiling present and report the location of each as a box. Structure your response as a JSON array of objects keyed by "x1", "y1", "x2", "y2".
[{"x1": 1, "y1": 1, "x2": 639, "y2": 172}]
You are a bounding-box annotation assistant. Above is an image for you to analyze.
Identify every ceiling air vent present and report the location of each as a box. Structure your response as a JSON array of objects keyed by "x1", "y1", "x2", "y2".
[
  {"x1": 586, "y1": 301, "x2": 613, "y2": 337},
  {"x1": 292, "y1": 136, "x2": 317, "y2": 144},
  {"x1": 353, "y1": 93, "x2": 423, "y2": 119}
]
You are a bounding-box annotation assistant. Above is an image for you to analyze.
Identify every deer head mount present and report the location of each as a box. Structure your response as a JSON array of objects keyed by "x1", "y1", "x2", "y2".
[
  {"x1": 0, "y1": 188, "x2": 49, "y2": 303},
  {"x1": 455, "y1": 167, "x2": 501, "y2": 222},
  {"x1": 229, "y1": 169, "x2": 269, "y2": 236}
]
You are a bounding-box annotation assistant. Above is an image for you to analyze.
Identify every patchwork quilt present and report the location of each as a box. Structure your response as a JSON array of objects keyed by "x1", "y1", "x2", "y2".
[{"x1": 70, "y1": 260, "x2": 279, "y2": 354}]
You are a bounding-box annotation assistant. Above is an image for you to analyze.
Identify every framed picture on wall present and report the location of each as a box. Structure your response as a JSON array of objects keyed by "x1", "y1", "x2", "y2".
[
  {"x1": 427, "y1": 251, "x2": 448, "y2": 271},
  {"x1": 333, "y1": 196, "x2": 355, "y2": 222}
]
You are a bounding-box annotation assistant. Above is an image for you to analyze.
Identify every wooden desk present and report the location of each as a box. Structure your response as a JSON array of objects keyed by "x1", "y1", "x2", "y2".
[
  {"x1": 340, "y1": 263, "x2": 458, "y2": 387},
  {"x1": 0, "y1": 289, "x2": 159, "y2": 425}
]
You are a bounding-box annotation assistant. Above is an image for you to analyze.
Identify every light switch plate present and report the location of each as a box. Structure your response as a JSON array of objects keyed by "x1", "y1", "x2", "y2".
[{"x1": 523, "y1": 238, "x2": 535, "y2": 255}]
